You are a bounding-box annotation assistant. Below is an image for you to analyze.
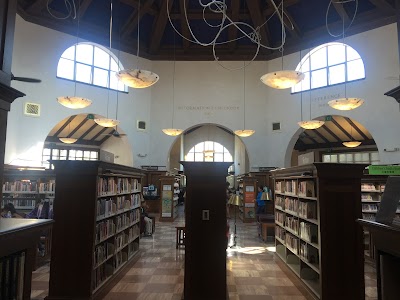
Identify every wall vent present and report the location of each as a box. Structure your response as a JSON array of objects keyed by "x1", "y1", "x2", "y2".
[
  {"x1": 137, "y1": 120, "x2": 146, "y2": 131},
  {"x1": 272, "y1": 122, "x2": 281, "y2": 131},
  {"x1": 24, "y1": 102, "x2": 41, "y2": 117}
]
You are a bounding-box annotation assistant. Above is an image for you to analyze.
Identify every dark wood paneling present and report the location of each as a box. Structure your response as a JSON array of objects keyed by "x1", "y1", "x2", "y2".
[{"x1": 182, "y1": 162, "x2": 231, "y2": 300}]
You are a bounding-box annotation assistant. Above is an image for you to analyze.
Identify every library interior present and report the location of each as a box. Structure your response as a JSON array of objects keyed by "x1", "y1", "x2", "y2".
[{"x1": 2, "y1": 0, "x2": 400, "y2": 299}]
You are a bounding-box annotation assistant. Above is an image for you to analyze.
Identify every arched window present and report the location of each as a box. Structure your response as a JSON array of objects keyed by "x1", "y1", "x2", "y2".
[
  {"x1": 185, "y1": 141, "x2": 233, "y2": 162},
  {"x1": 292, "y1": 42, "x2": 365, "y2": 93},
  {"x1": 57, "y1": 43, "x2": 127, "y2": 92}
]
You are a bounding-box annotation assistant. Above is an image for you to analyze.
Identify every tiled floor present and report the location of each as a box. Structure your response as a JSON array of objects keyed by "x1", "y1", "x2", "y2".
[{"x1": 32, "y1": 207, "x2": 378, "y2": 299}]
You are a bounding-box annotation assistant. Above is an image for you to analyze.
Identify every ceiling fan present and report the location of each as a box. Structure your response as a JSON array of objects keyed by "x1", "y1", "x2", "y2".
[{"x1": 11, "y1": 73, "x2": 41, "y2": 83}]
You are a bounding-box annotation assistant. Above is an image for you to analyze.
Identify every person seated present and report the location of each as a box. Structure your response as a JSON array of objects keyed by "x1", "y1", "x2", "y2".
[
  {"x1": 140, "y1": 200, "x2": 153, "y2": 236},
  {"x1": 1, "y1": 203, "x2": 23, "y2": 218},
  {"x1": 25, "y1": 201, "x2": 51, "y2": 219}
]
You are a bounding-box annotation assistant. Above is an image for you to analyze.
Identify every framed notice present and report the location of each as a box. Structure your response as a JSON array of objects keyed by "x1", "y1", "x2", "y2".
[
  {"x1": 245, "y1": 186, "x2": 254, "y2": 192},
  {"x1": 245, "y1": 192, "x2": 254, "y2": 203},
  {"x1": 162, "y1": 190, "x2": 173, "y2": 216},
  {"x1": 163, "y1": 185, "x2": 172, "y2": 191}
]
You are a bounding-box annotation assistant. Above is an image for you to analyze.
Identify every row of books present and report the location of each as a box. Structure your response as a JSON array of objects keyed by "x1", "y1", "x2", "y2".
[
  {"x1": 285, "y1": 233, "x2": 298, "y2": 254},
  {"x1": 93, "y1": 225, "x2": 139, "y2": 268},
  {"x1": 3, "y1": 181, "x2": 38, "y2": 192},
  {"x1": 38, "y1": 181, "x2": 56, "y2": 192},
  {"x1": 362, "y1": 204, "x2": 379, "y2": 212},
  {"x1": 92, "y1": 240, "x2": 140, "y2": 291},
  {"x1": 275, "y1": 180, "x2": 316, "y2": 197},
  {"x1": 97, "y1": 177, "x2": 142, "y2": 196},
  {"x1": 299, "y1": 242, "x2": 319, "y2": 265},
  {"x1": 361, "y1": 193, "x2": 380, "y2": 201},
  {"x1": 116, "y1": 212, "x2": 140, "y2": 232},
  {"x1": 361, "y1": 183, "x2": 385, "y2": 192},
  {"x1": 285, "y1": 197, "x2": 298, "y2": 213},
  {"x1": 275, "y1": 226, "x2": 286, "y2": 241},
  {"x1": 96, "y1": 195, "x2": 141, "y2": 219},
  {"x1": 3, "y1": 198, "x2": 36, "y2": 208},
  {"x1": 0, "y1": 251, "x2": 25, "y2": 300},
  {"x1": 299, "y1": 201, "x2": 317, "y2": 219},
  {"x1": 275, "y1": 195, "x2": 284, "y2": 209},
  {"x1": 286, "y1": 216, "x2": 299, "y2": 233},
  {"x1": 276, "y1": 211, "x2": 285, "y2": 224},
  {"x1": 299, "y1": 222, "x2": 318, "y2": 244}
]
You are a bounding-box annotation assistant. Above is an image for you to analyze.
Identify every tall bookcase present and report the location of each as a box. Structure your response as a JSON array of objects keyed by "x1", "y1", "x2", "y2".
[
  {"x1": 47, "y1": 161, "x2": 143, "y2": 300},
  {"x1": 237, "y1": 176, "x2": 257, "y2": 223},
  {"x1": 159, "y1": 175, "x2": 178, "y2": 222},
  {"x1": 1, "y1": 167, "x2": 55, "y2": 213},
  {"x1": 271, "y1": 163, "x2": 365, "y2": 300}
]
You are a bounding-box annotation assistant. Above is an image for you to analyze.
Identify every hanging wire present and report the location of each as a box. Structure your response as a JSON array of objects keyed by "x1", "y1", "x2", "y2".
[
  {"x1": 47, "y1": 0, "x2": 76, "y2": 20},
  {"x1": 73, "y1": 0, "x2": 81, "y2": 97},
  {"x1": 326, "y1": 0, "x2": 358, "y2": 38},
  {"x1": 171, "y1": 31, "x2": 177, "y2": 129},
  {"x1": 136, "y1": 0, "x2": 141, "y2": 69},
  {"x1": 243, "y1": 61, "x2": 246, "y2": 130}
]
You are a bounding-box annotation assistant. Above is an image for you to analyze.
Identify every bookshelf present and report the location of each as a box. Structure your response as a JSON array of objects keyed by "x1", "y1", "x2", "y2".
[
  {"x1": 159, "y1": 176, "x2": 178, "y2": 222},
  {"x1": 271, "y1": 163, "x2": 365, "y2": 300},
  {"x1": 237, "y1": 176, "x2": 257, "y2": 223},
  {"x1": 0, "y1": 218, "x2": 53, "y2": 299},
  {"x1": 47, "y1": 161, "x2": 143, "y2": 300},
  {"x1": 1, "y1": 167, "x2": 55, "y2": 213}
]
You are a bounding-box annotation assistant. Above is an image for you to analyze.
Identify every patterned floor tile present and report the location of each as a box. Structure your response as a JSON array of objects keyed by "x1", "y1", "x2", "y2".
[{"x1": 31, "y1": 207, "x2": 377, "y2": 299}]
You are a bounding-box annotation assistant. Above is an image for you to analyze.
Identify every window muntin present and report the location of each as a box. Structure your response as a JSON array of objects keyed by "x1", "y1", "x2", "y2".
[
  {"x1": 42, "y1": 147, "x2": 99, "y2": 169},
  {"x1": 185, "y1": 141, "x2": 233, "y2": 162},
  {"x1": 293, "y1": 42, "x2": 365, "y2": 93},
  {"x1": 322, "y1": 151, "x2": 379, "y2": 165},
  {"x1": 57, "y1": 43, "x2": 127, "y2": 92}
]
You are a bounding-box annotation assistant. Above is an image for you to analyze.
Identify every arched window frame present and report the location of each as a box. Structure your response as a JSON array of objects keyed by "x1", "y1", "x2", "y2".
[
  {"x1": 57, "y1": 42, "x2": 128, "y2": 92},
  {"x1": 292, "y1": 42, "x2": 365, "y2": 93},
  {"x1": 185, "y1": 141, "x2": 233, "y2": 162}
]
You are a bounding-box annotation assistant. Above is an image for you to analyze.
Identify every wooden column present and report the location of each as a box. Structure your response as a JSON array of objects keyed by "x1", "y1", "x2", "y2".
[{"x1": 181, "y1": 162, "x2": 232, "y2": 300}]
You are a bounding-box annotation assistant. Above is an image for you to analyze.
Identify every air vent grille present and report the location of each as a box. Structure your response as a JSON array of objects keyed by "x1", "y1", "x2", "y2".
[
  {"x1": 272, "y1": 122, "x2": 281, "y2": 131},
  {"x1": 24, "y1": 102, "x2": 40, "y2": 117},
  {"x1": 137, "y1": 121, "x2": 146, "y2": 131}
]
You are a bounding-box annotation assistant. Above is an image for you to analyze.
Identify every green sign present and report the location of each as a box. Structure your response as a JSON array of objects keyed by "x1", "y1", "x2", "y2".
[
  {"x1": 369, "y1": 165, "x2": 400, "y2": 175},
  {"x1": 325, "y1": 115, "x2": 332, "y2": 121},
  {"x1": 87, "y1": 114, "x2": 94, "y2": 120}
]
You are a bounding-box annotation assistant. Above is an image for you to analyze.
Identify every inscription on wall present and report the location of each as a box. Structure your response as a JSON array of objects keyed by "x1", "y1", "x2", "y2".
[{"x1": 311, "y1": 93, "x2": 341, "y2": 108}]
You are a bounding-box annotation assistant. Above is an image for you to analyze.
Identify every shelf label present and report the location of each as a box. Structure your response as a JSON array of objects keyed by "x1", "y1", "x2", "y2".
[{"x1": 369, "y1": 165, "x2": 400, "y2": 175}]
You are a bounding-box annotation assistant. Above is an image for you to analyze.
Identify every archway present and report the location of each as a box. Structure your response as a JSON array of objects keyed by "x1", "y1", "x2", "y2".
[{"x1": 284, "y1": 115, "x2": 379, "y2": 167}]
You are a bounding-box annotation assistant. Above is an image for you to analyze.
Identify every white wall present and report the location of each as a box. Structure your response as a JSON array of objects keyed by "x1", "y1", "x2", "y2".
[
  {"x1": 7, "y1": 16, "x2": 400, "y2": 169},
  {"x1": 6, "y1": 15, "x2": 153, "y2": 168}
]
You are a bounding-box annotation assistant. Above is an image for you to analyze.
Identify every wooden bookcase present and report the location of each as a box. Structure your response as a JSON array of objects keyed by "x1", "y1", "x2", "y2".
[
  {"x1": 237, "y1": 176, "x2": 257, "y2": 223},
  {"x1": 271, "y1": 163, "x2": 365, "y2": 300},
  {"x1": 159, "y1": 176, "x2": 178, "y2": 222},
  {"x1": 361, "y1": 174, "x2": 388, "y2": 259},
  {"x1": 0, "y1": 218, "x2": 53, "y2": 300},
  {"x1": 47, "y1": 161, "x2": 143, "y2": 300},
  {"x1": 2, "y1": 167, "x2": 55, "y2": 213}
]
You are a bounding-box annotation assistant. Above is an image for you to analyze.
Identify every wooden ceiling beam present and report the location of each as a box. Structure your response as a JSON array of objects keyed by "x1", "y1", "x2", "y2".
[
  {"x1": 312, "y1": 129, "x2": 330, "y2": 144},
  {"x1": 77, "y1": 0, "x2": 93, "y2": 19},
  {"x1": 149, "y1": 0, "x2": 174, "y2": 54},
  {"x1": 27, "y1": 0, "x2": 53, "y2": 15},
  {"x1": 120, "y1": 0, "x2": 158, "y2": 15},
  {"x1": 302, "y1": 131, "x2": 318, "y2": 144},
  {"x1": 228, "y1": 0, "x2": 240, "y2": 52},
  {"x1": 321, "y1": 124, "x2": 340, "y2": 142},
  {"x1": 245, "y1": 0, "x2": 271, "y2": 50},
  {"x1": 92, "y1": 127, "x2": 110, "y2": 140},
  {"x1": 169, "y1": 11, "x2": 249, "y2": 20},
  {"x1": 345, "y1": 118, "x2": 370, "y2": 140},
  {"x1": 67, "y1": 117, "x2": 90, "y2": 138},
  {"x1": 283, "y1": 9, "x2": 302, "y2": 39},
  {"x1": 295, "y1": 139, "x2": 377, "y2": 151},
  {"x1": 330, "y1": 118, "x2": 353, "y2": 140},
  {"x1": 263, "y1": 0, "x2": 299, "y2": 17},
  {"x1": 368, "y1": 0, "x2": 396, "y2": 15},
  {"x1": 179, "y1": 0, "x2": 191, "y2": 52},
  {"x1": 332, "y1": 1, "x2": 350, "y2": 24},
  {"x1": 54, "y1": 116, "x2": 76, "y2": 137},
  {"x1": 121, "y1": 0, "x2": 156, "y2": 39},
  {"x1": 79, "y1": 122, "x2": 100, "y2": 140}
]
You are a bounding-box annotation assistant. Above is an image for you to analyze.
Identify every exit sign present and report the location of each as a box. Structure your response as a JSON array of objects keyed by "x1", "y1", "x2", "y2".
[{"x1": 325, "y1": 115, "x2": 332, "y2": 121}]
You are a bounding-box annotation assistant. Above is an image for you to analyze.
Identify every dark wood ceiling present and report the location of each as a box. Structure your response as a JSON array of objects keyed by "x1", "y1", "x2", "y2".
[
  {"x1": 17, "y1": 0, "x2": 398, "y2": 61},
  {"x1": 295, "y1": 115, "x2": 375, "y2": 151}
]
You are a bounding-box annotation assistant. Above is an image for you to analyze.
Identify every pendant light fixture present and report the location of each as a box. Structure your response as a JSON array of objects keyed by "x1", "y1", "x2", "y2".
[
  {"x1": 59, "y1": 118, "x2": 77, "y2": 144},
  {"x1": 94, "y1": 0, "x2": 120, "y2": 128},
  {"x1": 57, "y1": 0, "x2": 92, "y2": 109},
  {"x1": 328, "y1": 6, "x2": 364, "y2": 111},
  {"x1": 260, "y1": 1, "x2": 304, "y2": 89},
  {"x1": 298, "y1": 59, "x2": 324, "y2": 130},
  {"x1": 162, "y1": 31, "x2": 183, "y2": 136},
  {"x1": 234, "y1": 62, "x2": 255, "y2": 137},
  {"x1": 116, "y1": 0, "x2": 159, "y2": 88},
  {"x1": 342, "y1": 120, "x2": 361, "y2": 148}
]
